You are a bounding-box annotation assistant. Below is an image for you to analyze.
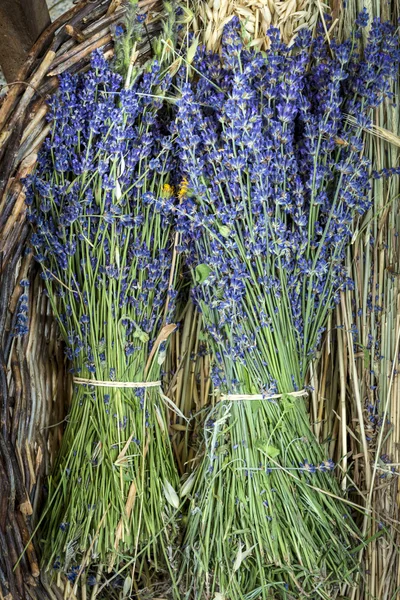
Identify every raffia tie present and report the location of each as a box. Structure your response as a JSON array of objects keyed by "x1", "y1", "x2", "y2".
[
  {"x1": 218, "y1": 389, "x2": 308, "y2": 402},
  {"x1": 72, "y1": 377, "x2": 161, "y2": 389},
  {"x1": 72, "y1": 377, "x2": 189, "y2": 421}
]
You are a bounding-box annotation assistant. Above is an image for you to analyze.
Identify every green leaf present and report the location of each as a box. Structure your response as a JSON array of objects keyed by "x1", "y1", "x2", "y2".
[
  {"x1": 180, "y1": 472, "x2": 196, "y2": 498},
  {"x1": 133, "y1": 326, "x2": 149, "y2": 343},
  {"x1": 163, "y1": 480, "x2": 180, "y2": 509},
  {"x1": 363, "y1": 348, "x2": 370, "y2": 369},
  {"x1": 186, "y1": 36, "x2": 199, "y2": 65},
  {"x1": 216, "y1": 443, "x2": 230, "y2": 455},
  {"x1": 218, "y1": 224, "x2": 231, "y2": 238},
  {"x1": 255, "y1": 438, "x2": 280, "y2": 458},
  {"x1": 265, "y1": 445, "x2": 280, "y2": 458},
  {"x1": 123, "y1": 577, "x2": 132, "y2": 598},
  {"x1": 233, "y1": 543, "x2": 256, "y2": 572},
  {"x1": 85, "y1": 441, "x2": 92, "y2": 457},
  {"x1": 195, "y1": 264, "x2": 211, "y2": 284}
]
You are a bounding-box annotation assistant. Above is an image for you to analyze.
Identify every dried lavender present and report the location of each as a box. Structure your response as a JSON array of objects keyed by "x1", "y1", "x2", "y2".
[
  {"x1": 174, "y1": 16, "x2": 400, "y2": 599},
  {"x1": 27, "y1": 52, "x2": 180, "y2": 590}
]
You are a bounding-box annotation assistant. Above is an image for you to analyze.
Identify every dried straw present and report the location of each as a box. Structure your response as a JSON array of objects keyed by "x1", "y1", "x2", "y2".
[
  {"x1": 312, "y1": 2, "x2": 400, "y2": 598},
  {"x1": 180, "y1": 0, "x2": 329, "y2": 52}
]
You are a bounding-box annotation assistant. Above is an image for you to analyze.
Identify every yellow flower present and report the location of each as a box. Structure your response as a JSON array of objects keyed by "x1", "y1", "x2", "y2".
[
  {"x1": 179, "y1": 178, "x2": 189, "y2": 199},
  {"x1": 162, "y1": 183, "x2": 174, "y2": 198}
]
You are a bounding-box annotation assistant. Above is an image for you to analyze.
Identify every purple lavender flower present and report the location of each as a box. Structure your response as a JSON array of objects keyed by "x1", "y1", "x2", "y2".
[
  {"x1": 174, "y1": 16, "x2": 400, "y2": 393},
  {"x1": 175, "y1": 16, "x2": 398, "y2": 599},
  {"x1": 26, "y1": 50, "x2": 180, "y2": 578}
]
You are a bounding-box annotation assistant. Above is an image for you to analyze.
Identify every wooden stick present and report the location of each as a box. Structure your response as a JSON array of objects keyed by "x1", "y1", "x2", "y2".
[
  {"x1": 65, "y1": 24, "x2": 86, "y2": 43},
  {"x1": 5, "y1": 50, "x2": 55, "y2": 137},
  {"x1": 49, "y1": 28, "x2": 112, "y2": 70},
  {"x1": 47, "y1": 34, "x2": 112, "y2": 76}
]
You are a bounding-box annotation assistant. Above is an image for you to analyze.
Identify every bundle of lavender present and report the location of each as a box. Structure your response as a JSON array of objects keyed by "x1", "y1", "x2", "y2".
[
  {"x1": 26, "y1": 51, "x2": 181, "y2": 589},
  {"x1": 174, "y1": 15, "x2": 400, "y2": 599}
]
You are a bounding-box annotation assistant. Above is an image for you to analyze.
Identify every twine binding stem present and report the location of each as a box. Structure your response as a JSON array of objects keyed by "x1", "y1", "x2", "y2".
[
  {"x1": 218, "y1": 389, "x2": 308, "y2": 402},
  {"x1": 72, "y1": 377, "x2": 161, "y2": 389},
  {"x1": 72, "y1": 377, "x2": 188, "y2": 421}
]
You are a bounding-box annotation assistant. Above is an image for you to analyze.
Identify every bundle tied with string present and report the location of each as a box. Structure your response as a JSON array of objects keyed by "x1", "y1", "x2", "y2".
[
  {"x1": 174, "y1": 14, "x2": 400, "y2": 600},
  {"x1": 217, "y1": 389, "x2": 308, "y2": 402},
  {"x1": 72, "y1": 377, "x2": 162, "y2": 389},
  {"x1": 25, "y1": 49, "x2": 182, "y2": 590}
]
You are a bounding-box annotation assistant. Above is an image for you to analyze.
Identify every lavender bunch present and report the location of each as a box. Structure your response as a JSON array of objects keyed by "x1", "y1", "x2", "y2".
[
  {"x1": 174, "y1": 16, "x2": 400, "y2": 599},
  {"x1": 27, "y1": 52, "x2": 181, "y2": 590}
]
